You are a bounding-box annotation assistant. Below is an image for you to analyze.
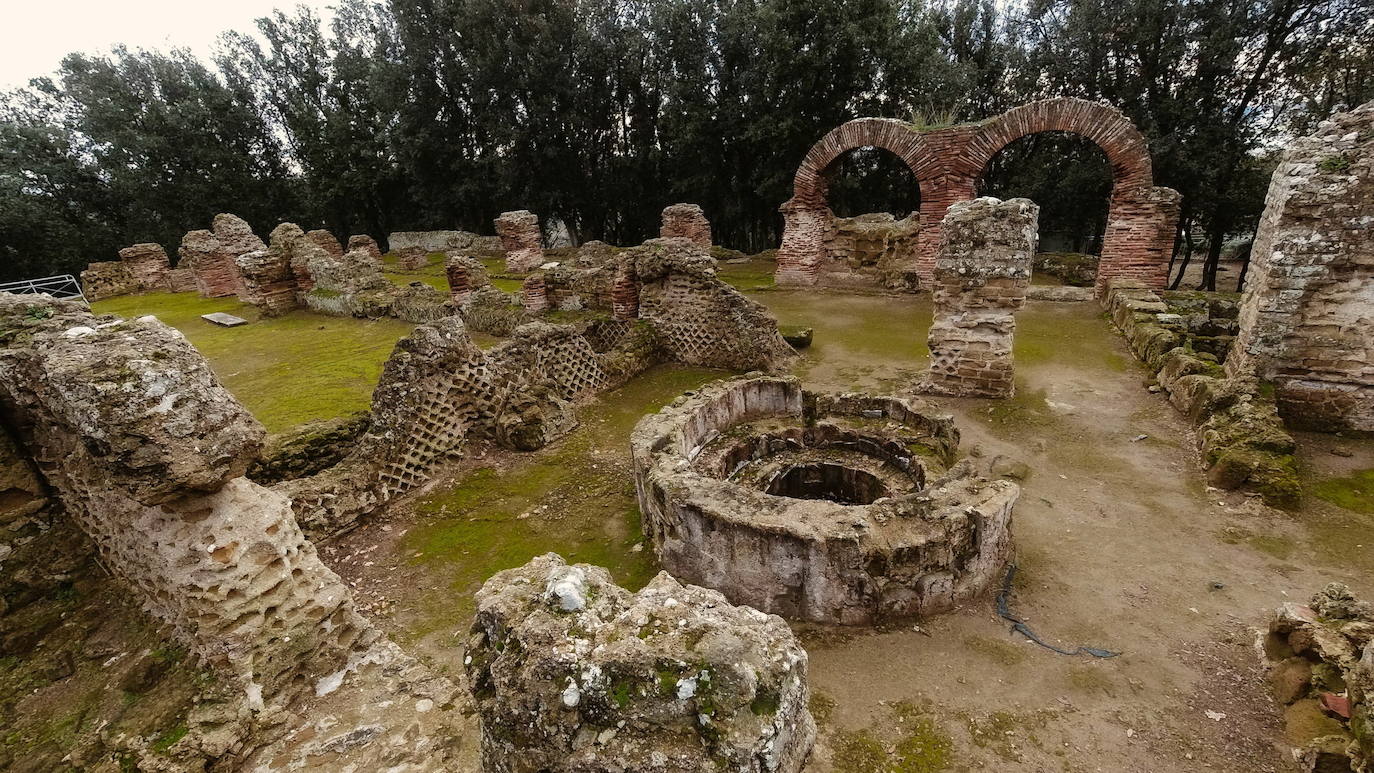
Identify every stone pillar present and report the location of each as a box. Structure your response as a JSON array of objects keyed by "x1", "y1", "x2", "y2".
[
  {"x1": 306, "y1": 229, "x2": 344, "y2": 258},
  {"x1": 118, "y1": 243, "x2": 170, "y2": 291},
  {"x1": 612, "y1": 268, "x2": 640, "y2": 320},
  {"x1": 266, "y1": 222, "x2": 317, "y2": 296},
  {"x1": 180, "y1": 214, "x2": 264, "y2": 298},
  {"x1": 1096, "y1": 186, "x2": 1180, "y2": 293},
  {"x1": 1226, "y1": 100, "x2": 1374, "y2": 433},
  {"x1": 346, "y1": 234, "x2": 383, "y2": 262},
  {"x1": 466, "y1": 553, "x2": 815, "y2": 773},
  {"x1": 774, "y1": 200, "x2": 830, "y2": 286},
  {"x1": 445, "y1": 255, "x2": 489, "y2": 304},
  {"x1": 236, "y1": 249, "x2": 298, "y2": 316},
  {"x1": 495, "y1": 210, "x2": 544, "y2": 273},
  {"x1": 924, "y1": 197, "x2": 1036, "y2": 398},
  {"x1": 659, "y1": 203, "x2": 712, "y2": 247},
  {"x1": 0, "y1": 296, "x2": 376, "y2": 703},
  {"x1": 520, "y1": 273, "x2": 549, "y2": 312}
]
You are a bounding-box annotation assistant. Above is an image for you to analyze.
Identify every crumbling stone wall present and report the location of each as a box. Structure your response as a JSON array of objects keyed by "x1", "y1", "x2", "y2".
[
  {"x1": 0, "y1": 294, "x2": 376, "y2": 704},
  {"x1": 520, "y1": 273, "x2": 549, "y2": 312},
  {"x1": 79, "y1": 261, "x2": 139, "y2": 301},
  {"x1": 396, "y1": 245, "x2": 429, "y2": 270},
  {"x1": 776, "y1": 98, "x2": 1179, "y2": 291},
  {"x1": 1263, "y1": 583, "x2": 1374, "y2": 772},
  {"x1": 346, "y1": 234, "x2": 383, "y2": 261},
  {"x1": 180, "y1": 214, "x2": 264, "y2": 298},
  {"x1": 304, "y1": 248, "x2": 450, "y2": 322},
  {"x1": 630, "y1": 238, "x2": 795, "y2": 372},
  {"x1": 495, "y1": 210, "x2": 544, "y2": 273},
  {"x1": 1102, "y1": 279, "x2": 1299, "y2": 505},
  {"x1": 306, "y1": 229, "x2": 344, "y2": 258},
  {"x1": 1226, "y1": 100, "x2": 1374, "y2": 433},
  {"x1": 389, "y1": 230, "x2": 490, "y2": 254},
  {"x1": 924, "y1": 197, "x2": 1035, "y2": 398},
  {"x1": 266, "y1": 222, "x2": 330, "y2": 295},
  {"x1": 659, "y1": 203, "x2": 712, "y2": 247},
  {"x1": 236, "y1": 250, "x2": 298, "y2": 316},
  {"x1": 632, "y1": 376, "x2": 1014, "y2": 624},
  {"x1": 466, "y1": 553, "x2": 815, "y2": 772},
  {"x1": 118, "y1": 243, "x2": 170, "y2": 290}
]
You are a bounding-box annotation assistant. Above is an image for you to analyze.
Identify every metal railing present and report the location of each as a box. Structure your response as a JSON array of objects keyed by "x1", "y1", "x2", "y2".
[{"x1": 0, "y1": 275, "x2": 89, "y2": 305}]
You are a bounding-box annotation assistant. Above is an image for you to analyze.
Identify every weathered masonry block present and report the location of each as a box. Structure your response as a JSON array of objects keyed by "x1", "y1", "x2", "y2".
[
  {"x1": 466, "y1": 553, "x2": 816, "y2": 772},
  {"x1": 306, "y1": 228, "x2": 344, "y2": 258},
  {"x1": 118, "y1": 243, "x2": 170, "y2": 290},
  {"x1": 495, "y1": 210, "x2": 544, "y2": 273},
  {"x1": 236, "y1": 250, "x2": 298, "y2": 316},
  {"x1": 79, "y1": 261, "x2": 139, "y2": 301},
  {"x1": 0, "y1": 295, "x2": 377, "y2": 704},
  {"x1": 520, "y1": 273, "x2": 549, "y2": 312},
  {"x1": 659, "y1": 203, "x2": 712, "y2": 247},
  {"x1": 346, "y1": 234, "x2": 382, "y2": 261},
  {"x1": 1226, "y1": 100, "x2": 1374, "y2": 433},
  {"x1": 924, "y1": 197, "x2": 1035, "y2": 398},
  {"x1": 776, "y1": 98, "x2": 1180, "y2": 290},
  {"x1": 632, "y1": 376, "x2": 1015, "y2": 624},
  {"x1": 180, "y1": 213, "x2": 264, "y2": 298}
]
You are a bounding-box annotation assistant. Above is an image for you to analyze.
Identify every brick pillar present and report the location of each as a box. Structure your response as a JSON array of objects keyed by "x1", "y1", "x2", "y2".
[
  {"x1": 912, "y1": 175, "x2": 977, "y2": 284},
  {"x1": 496, "y1": 210, "x2": 544, "y2": 273},
  {"x1": 612, "y1": 269, "x2": 640, "y2": 320},
  {"x1": 1096, "y1": 186, "x2": 1180, "y2": 293},
  {"x1": 521, "y1": 273, "x2": 549, "y2": 313},
  {"x1": 347, "y1": 234, "x2": 383, "y2": 262},
  {"x1": 445, "y1": 255, "x2": 489, "y2": 304},
  {"x1": 775, "y1": 200, "x2": 830, "y2": 286},
  {"x1": 118, "y1": 243, "x2": 170, "y2": 291},
  {"x1": 924, "y1": 197, "x2": 1036, "y2": 398},
  {"x1": 236, "y1": 249, "x2": 299, "y2": 316},
  {"x1": 306, "y1": 229, "x2": 344, "y2": 258},
  {"x1": 660, "y1": 203, "x2": 712, "y2": 247},
  {"x1": 396, "y1": 246, "x2": 428, "y2": 270}
]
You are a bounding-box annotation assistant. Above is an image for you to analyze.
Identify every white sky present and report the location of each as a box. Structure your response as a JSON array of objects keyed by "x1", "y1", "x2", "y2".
[{"x1": 0, "y1": 0, "x2": 336, "y2": 89}]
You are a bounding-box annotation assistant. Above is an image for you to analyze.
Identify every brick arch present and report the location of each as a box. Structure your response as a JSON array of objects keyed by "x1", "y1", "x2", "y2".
[
  {"x1": 960, "y1": 97, "x2": 1154, "y2": 193},
  {"x1": 790, "y1": 118, "x2": 936, "y2": 208}
]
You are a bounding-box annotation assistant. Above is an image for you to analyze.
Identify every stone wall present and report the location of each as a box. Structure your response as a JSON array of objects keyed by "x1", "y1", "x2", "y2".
[
  {"x1": 304, "y1": 248, "x2": 450, "y2": 322},
  {"x1": 659, "y1": 203, "x2": 712, "y2": 246},
  {"x1": 1102, "y1": 280, "x2": 1299, "y2": 506},
  {"x1": 1226, "y1": 100, "x2": 1374, "y2": 434},
  {"x1": 79, "y1": 261, "x2": 139, "y2": 301},
  {"x1": 466, "y1": 553, "x2": 815, "y2": 772},
  {"x1": 117, "y1": 243, "x2": 170, "y2": 290},
  {"x1": 924, "y1": 197, "x2": 1035, "y2": 398},
  {"x1": 445, "y1": 255, "x2": 490, "y2": 304},
  {"x1": 236, "y1": 250, "x2": 298, "y2": 316},
  {"x1": 306, "y1": 229, "x2": 344, "y2": 258},
  {"x1": 495, "y1": 210, "x2": 544, "y2": 273},
  {"x1": 0, "y1": 294, "x2": 375, "y2": 703},
  {"x1": 180, "y1": 214, "x2": 263, "y2": 298},
  {"x1": 346, "y1": 234, "x2": 383, "y2": 261},
  {"x1": 630, "y1": 238, "x2": 796, "y2": 372},
  {"x1": 776, "y1": 98, "x2": 1179, "y2": 291},
  {"x1": 389, "y1": 230, "x2": 489, "y2": 254}
]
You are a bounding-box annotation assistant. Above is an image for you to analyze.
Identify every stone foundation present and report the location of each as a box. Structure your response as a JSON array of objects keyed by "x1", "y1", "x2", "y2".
[
  {"x1": 79, "y1": 261, "x2": 138, "y2": 301},
  {"x1": 520, "y1": 273, "x2": 549, "y2": 312},
  {"x1": 659, "y1": 203, "x2": 712, "y2": 246},
  {"x1": 389, "y1": 230, "x2": 489, "y2": 254},
  {"x1": 466, "y1": 553, "x2": 815, "y2": 772},
  {"x1": 180, "y1": 214, "x2": 263, "y2": 298},
  {"x1": 445, "y1": 255, "x2": 490, "y2": 304},
  {"x1": 1226, "y1": 100, "x2": 1374, "y2": 434},
  {"x1": 396, "y1": 245, "x2": 429, "y2": 270},
  {"x1": 631, "y1": 375, "x2": 1015, "y2": 624},
  {"x1": 236, "y1": 249, "x2": 298, "y2": 315},
  {"x1": 495, "y1": 210, "x2": 544, "y2": 272},
  {"x1": 346, "y1": 234, "x2": 383, "y2": 261},
  {"x1": 306, "y1": 229, "x2": 344, "y2": 258},
  {"x1": 924, "y1": 197, "x2": 1035, "y2": 398}
]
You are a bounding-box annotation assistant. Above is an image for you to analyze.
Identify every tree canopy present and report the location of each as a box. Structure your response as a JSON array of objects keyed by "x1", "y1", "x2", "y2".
[{"x1": 1, "y1": 0, "x2": 1369, "y2": 286}]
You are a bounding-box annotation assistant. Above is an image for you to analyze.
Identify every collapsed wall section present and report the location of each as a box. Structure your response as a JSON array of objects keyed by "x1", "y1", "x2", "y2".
[
  {"x1": 495, "y1": 210, "x2": 544, "y2": 273},
  {"x1": 924, "y1": 197, "x2": 1035, "y2": 398},
  {"x1": 659, "y1": 203, "x2": 712, "y2": 246},
  {"x1": 1226, "y1": 100, "x2": 1374, "y2": 433}
]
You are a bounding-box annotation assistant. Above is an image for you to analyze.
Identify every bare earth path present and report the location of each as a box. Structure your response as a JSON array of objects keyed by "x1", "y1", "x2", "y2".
[{"x1": 322, "y1": 290, "x2": 1374, "y2": 772}]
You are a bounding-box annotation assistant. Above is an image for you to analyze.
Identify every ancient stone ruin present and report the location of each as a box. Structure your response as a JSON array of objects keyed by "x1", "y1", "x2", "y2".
[
  {"x1": 346, "y1": 233, "x2": 383, "y2": 261},
  {"x1": 923, "y1": 197, "x2": 1036, "y2": 398},
  {"x1": 1263, "y1": 583, "x2": 1373, "y2": 772},
  {"x1": 179, "y1": 214, "x2": 265, "y2": 298},
  {"x1": 659, "y1": 203, "x2": 712, "y2": 247},
  {"x1": 495, "y1": 209, "x2": 545, "y2": 272},
  {"x1": 1226, "y1": 101, "x2": 1373, "y2": 433},
  {"x1": 467, "y1": 552, "x2": 815, "y2": 772},
  {"x1": 117, "y1": 243, "x2": 171, "y2": 290},
  {"x1": 776, "y1": 97, "x2": 1180, "y2": 291},
  {"x1": 445, "y1": 254, "x2": 490, "y2": 303},
  {"x1": 631, "y1": 376, "x2": 1016, "y2": 624},
  {"x1": 306, "y1": 228, "x2": 345, "y2": 258}
]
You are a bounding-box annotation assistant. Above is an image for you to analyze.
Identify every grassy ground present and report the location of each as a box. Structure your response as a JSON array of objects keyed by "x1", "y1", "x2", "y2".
[
  {"x1": 382, "y1": 252, "x2": 524, "y2": 293},
  {"x1": 91, "y1": 292, "x2": 412, "y2": 433}
]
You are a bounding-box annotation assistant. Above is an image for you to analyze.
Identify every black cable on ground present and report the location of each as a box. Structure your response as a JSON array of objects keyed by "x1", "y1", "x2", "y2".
[{"x1": 995, "y1": 564, "x2": 1121, "y2": 658}]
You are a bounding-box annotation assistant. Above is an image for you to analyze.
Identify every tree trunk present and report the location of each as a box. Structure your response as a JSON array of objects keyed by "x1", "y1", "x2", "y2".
[{"x1": 1198, "y1": 214, "x2": 1229, "y2": 292}]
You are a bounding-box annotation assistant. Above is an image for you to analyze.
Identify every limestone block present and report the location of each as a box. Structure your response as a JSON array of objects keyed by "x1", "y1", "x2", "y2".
[
  {"x1": 466, "y1": 553, "x2": 815, "y2": 772},
  {"x1": 346, "y1": 234, "x2": 383, "y2": 261},
  {"x1": 117, "y1": 243, "x2": 170, "y2": 291},
  {"x1": 659, "y1": 203, "x2": 712, "y2": 247}
]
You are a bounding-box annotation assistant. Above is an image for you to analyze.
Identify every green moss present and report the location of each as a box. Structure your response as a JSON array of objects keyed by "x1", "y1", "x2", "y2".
[
  {"x1": 491, "y1": 278, "x2": 524, "y2": 293},
  {"x1": 750, "y1": 688, "x2": 781, "y2": 716},
  {"x1": 832, "y1": 728, "x2": 889, "y2": 771},
  {"x1": 151, "y1": 723, "x2": 188, "y2": 753},
  {"x1": 91, "y1": 292, "x2": 413, "y2": 432},
  {"x1": 1318, "y1": 155, "x2": 1352, "y2": 173},
  {"x1": 1248, "y1": 533, "x2": 1296, "y2": 559},
  {"x1": 963, "y1": 635, "x2": 1026, "y2": 666},
  {"x1": 1311, "y1": 469, "x2": 1374, "y2": 514},
  {"x1": 832, "y1": 706, "x2": 954, "y2": 773}
]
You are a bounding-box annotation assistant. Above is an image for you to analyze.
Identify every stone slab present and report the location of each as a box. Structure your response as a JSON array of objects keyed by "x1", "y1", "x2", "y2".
[{"x1": 201, "y1": 312, "x2": 248, "y2": 327}]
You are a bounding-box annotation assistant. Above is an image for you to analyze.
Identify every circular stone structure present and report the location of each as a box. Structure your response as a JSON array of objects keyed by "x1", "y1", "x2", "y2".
[{"x1": 631, "y1": 375, "x2": 1017, "y2": 625}]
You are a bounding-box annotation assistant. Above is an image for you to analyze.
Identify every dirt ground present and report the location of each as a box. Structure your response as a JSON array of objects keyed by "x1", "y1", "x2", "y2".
[{"x1": 320, "y1": 288, "x2": 1373, "y2": 772}]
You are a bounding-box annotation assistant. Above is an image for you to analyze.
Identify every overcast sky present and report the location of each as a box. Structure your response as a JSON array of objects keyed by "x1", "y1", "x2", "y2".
[{"x1": 1, "y1": 0, "x2": 336, "y2": 89}]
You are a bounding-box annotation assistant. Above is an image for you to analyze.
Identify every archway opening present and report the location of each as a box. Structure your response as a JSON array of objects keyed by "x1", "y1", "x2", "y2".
[
  {"x1": 824, "y1": 146, "x2": 922, "y2": 219},
  {"x1": 977, "y1": 131, "x2": 1113, "y2": 287}
]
